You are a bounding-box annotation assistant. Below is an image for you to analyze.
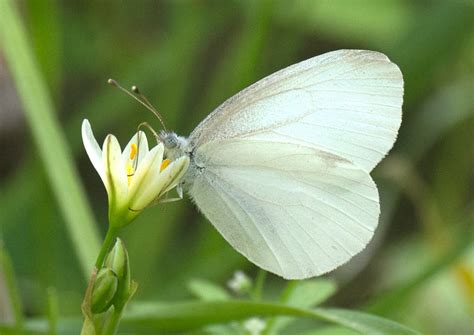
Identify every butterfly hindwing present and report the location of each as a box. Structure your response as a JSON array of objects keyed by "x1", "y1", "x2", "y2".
[{"x1": 189, "y1": 140, "x2": 379, "y2": 279}]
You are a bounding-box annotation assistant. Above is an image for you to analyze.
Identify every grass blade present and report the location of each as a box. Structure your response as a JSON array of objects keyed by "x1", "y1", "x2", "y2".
[
  {"x1": 121, "y1": 301, "x2": 420, "y2": 334},
  {"x1": 0, "y1": 243, "x2": 24, "y2": 332}
]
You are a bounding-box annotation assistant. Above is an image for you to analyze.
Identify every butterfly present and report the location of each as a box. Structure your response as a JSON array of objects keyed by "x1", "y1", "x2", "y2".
[{"x1": 160, "y1": 49, "x2": 403, "y2": 279}]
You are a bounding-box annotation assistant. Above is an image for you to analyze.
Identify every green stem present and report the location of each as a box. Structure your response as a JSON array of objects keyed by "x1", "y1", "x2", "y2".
[
  {"x1": 0, "y1": 244, "x2": 24, "y2": 332},
  {"x1": 102, "y1": 307, "x2": 124, "y2": 335},
  {"x1": 95, "y1": 228, "x2": 117, "y2": 269},
  {"x1": 46, "y1": 287, "x2": 59, "y2": 335},
  {"x1": 252, "y1": 269, "x2": 267, "y2": 301},
  {"x1": 80, "y1": 228, "x2": 118, "y2": 334}
]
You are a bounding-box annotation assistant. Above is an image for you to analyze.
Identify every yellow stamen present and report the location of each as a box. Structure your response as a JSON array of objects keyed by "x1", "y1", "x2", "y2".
[
  {"x1": 160, "y1": 159, "x2": 170, "y2": 171},
  {"x1": 126, "y1": 163, "x2": 135, "y2": 186},
  {"x1": 130, "y1": 143, "x2": 137, "y2": 160}
]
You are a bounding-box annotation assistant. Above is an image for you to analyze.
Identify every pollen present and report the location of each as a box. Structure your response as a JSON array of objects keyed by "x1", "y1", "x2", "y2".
[
  {"x1": 130, "y1": 143, "x2": 138, "y2": 160},
  {"x1": 160, "y1": 159, "x2": 170, "y2": 171}
]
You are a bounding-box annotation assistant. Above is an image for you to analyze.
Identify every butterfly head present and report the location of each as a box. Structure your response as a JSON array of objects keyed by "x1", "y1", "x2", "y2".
[{"x1": 159, "y1": 131, "x2": 190, "y2": 161}]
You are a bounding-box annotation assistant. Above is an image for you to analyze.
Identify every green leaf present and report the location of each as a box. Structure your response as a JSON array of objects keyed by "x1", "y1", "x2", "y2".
[
  {"x1": 301, "y1": 326, "x2": 360, "y2": 335},
  {"x1": 120, "y1": 301, "x2": 420, "y2": 334},
  {"x1": 282, "y1": 279, "x2": 337, "y2": 307},
  {"x1": 266, "y1": 279, "x2": 338, "y2": 334},
  {"x1": 311, "y1": 308, "x2": 420, "y2": 335},
  {"x1": 0, "y1": 244, "x2": 24, "y2": 332},
  {"x1": 187, "y1": 279, "x2": 231, "y2": 301}
]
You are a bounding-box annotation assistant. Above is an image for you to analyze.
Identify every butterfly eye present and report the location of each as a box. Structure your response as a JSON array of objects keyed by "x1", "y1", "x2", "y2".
[{"x1": 161, "y1": 133, "x2": 178, "y2": 149}]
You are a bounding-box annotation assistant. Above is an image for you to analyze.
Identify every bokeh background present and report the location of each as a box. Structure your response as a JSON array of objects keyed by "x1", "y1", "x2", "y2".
[{"x1": 0, "y1": 1, "x2": 473, "y2": 334}]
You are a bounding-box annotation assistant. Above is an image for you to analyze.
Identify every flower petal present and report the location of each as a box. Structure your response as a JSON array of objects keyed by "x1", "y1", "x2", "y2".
[
  {"x1": 81, "y1": 119, "x2": 105, "y2": 183},
  {"x1": 158, "y1": 156, "x2": 190, "y2": 195},
  {"x1": 122, "y1": 130, "x2": 149, "y2": 169},
  {"x1": 127, "y1": 144, "x2": 164, "y2": 208},
  {"x1": 130, "y1": 155, "x2": 189, "y2": 210},
  {"x1": 103, "y1": 134, "x2": 128, "y2": 209}
]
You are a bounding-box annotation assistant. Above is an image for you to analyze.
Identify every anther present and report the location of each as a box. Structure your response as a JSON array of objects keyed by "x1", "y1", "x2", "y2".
[
  {"x1": 160, "y1": 159, "x2": 170, "y2": 171},
  {"x1": 130, "y1": 143, "x2": 137, "y2": 160}
]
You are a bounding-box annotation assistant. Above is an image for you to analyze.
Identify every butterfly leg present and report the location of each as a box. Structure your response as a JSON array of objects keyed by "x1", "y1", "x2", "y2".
[{"x1": 156, "y1": 184, "x2": 184, "y2": 204}]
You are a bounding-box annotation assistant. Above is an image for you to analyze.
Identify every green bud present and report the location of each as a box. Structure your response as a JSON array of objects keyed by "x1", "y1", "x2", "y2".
[
  {"x1": 105, "y1": 238, "x2": 131, "y2": 309},
  {"x1": 91, "y1": 268, "x2": 118, "y2": 314}
]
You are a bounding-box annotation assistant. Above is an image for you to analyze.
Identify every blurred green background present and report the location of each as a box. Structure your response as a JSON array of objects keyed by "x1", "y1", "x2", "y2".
[{"x1": 0, "y1": 0, "x2": 473, "y2": 334}]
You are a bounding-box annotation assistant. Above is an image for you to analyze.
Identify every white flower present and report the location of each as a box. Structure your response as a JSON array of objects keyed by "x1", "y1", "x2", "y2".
[
  {"x1": 227, "y1": 270, "x2": 252, "y2": 294},
  {"x1": 81, "y1": 119, "x2": 189, "y2": 227},
  {"x1": 243, "y1": 318, "x2": 266, "y2": 335}
]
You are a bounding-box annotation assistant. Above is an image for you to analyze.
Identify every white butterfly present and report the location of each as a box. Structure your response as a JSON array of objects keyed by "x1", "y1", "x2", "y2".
[{"x1": 161, "y1": 49, "x2": 403, "y2": 279}]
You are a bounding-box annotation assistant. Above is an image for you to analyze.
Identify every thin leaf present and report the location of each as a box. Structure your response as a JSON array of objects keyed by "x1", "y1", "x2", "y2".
[
  {"x1": 120, "y1": 301, "x2": 420, "y2": 334},
  {"x1": 301, "y1": 326, "x2": 360, "y2": 335},
  {"x1": 0, "y1": 301, "x2": 421, "y2": 335},
  {"x1": 0, "y1": 243, "x2": 24, "y2": 331},
  {"x1": 311, "y1": 308, "x2": 419, "y2": 335}
]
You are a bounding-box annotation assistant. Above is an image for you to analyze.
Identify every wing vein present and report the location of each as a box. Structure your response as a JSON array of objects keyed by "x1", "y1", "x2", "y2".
[{"x1": 209, "y1": 168, "x2": 372, "y2": 242}]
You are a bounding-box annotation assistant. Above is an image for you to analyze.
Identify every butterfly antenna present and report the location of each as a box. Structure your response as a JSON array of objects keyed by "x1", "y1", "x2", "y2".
[
  {"x1": 107, "y1": 78, "x2": 167, "y2": 131},
  {"x1": 131, "y1": 85, "x2": 167, "y2": 131}
]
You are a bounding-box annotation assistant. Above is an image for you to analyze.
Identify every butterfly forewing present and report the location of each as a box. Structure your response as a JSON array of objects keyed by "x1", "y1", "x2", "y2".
[{"x1": 190, "y1": 49, "x2": 403, "y2": 172}]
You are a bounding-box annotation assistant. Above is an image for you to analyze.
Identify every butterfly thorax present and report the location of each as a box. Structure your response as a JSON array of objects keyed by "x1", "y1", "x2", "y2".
[{"x1": 159, "y1": 131, "x2": 202, "y2": 189}]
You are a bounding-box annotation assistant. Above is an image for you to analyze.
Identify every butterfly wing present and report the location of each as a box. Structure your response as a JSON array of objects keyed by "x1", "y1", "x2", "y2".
[
  {"x1": 186, "y1": 49, "x2": 403, "y2": 278},
  {"x1": 189, "y1": 49, "x2": 403, "y2": 172},
  {"x1": 189, "y1": 140, "x2": 379, "y2": 279}
]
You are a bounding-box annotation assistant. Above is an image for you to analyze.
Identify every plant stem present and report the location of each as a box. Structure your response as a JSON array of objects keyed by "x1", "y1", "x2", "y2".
[
  {"x1": 252, "y1": 269, "x2": 267, "y2": 301},
  {"x1": 95, "y1": 228, "x2": 117, "y2": 269},
  {"x1": 0, "y1": 244, "x2": 24, "y2": 332},
  {"x1": 102, "y1": 307, "x2": 124, "y2": 335},
  {"x1": 46, "y1": 287, "x2": 59, "y2": 335}
]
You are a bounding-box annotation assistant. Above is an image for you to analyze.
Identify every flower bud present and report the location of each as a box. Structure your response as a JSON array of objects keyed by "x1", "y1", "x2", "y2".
[
  {"x1": 105, "y1": 238, "x2": 131, "y2": 308},
  {"x1": 91, "y1": 268, "x2": 118, "y2": 314}
]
